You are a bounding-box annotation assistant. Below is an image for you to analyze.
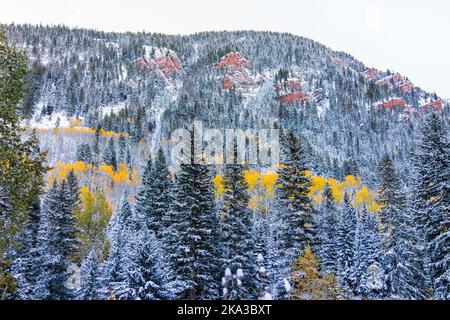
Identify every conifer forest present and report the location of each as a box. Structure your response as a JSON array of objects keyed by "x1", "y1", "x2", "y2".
[{"x1": 0, "y1": 23, "x2": 449, "y2": 301}]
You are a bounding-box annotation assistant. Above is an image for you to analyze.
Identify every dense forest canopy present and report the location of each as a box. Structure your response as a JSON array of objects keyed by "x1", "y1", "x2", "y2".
[{"x1": 0, "y1": 24, "x2": 448, "y2": 300}]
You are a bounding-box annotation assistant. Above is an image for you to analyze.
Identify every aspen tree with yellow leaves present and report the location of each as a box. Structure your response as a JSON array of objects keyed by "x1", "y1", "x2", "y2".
[{"x1": 291, "y1": 245, "x2": 339, "y2": 300}]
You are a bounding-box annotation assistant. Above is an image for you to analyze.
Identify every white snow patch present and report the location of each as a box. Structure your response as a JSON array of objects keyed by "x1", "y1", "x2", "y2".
[
  {"x1": 283, "y1": 278, "x2": 292, "y2": 293},
  {"x1": 99, "y1": 102, "x2": 127, "y2": 118},
  {"x1": 24, "y1": 103, "x2": 74, "y2": 129},
  {"x1": 263, "y1": 293, "x2": 273, "y2": 300},
  {"x1": 257, "y1": 253, "x2": 264, "y2": 262}
]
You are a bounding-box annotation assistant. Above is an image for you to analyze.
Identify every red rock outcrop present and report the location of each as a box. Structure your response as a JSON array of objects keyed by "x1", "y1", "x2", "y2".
[
  {"x1": 377, "y1": 98, "x2": 406, "y2": 110},
  {"x1": 420, "y1": 99, "x2": 443, "y2": 112},
  {"x1": 135, "y1": 51, "x2": 182, "y2": 80},
  {"x1": 215, "y1": 52, "x2": 253, "y2": 89}
]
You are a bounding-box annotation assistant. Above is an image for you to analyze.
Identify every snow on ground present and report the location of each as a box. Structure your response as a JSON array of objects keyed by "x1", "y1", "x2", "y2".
[
  {"x1": 191, "y1": 43, "x2": 199, "y2": 64},
  {"x1": 23, "y1": 103, "x2": 73, "y2": 129},
  {"x1": 121, "y1": 65, "x2": 128, "y2": 80},
  {"x1": 317, "y1": 99, "x2": 330, "y2": 118},
  {"x1": 99, "y1": 102, "x2": 127, "y2": 118},
  {"x1": 143, "y1": 45, "x2": 174, "y2": 58}
]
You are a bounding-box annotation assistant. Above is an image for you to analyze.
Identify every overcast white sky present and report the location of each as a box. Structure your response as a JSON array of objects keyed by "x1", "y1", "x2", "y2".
[{"x1": 1, "y1": 0, "x2": 449, "y2": 98}]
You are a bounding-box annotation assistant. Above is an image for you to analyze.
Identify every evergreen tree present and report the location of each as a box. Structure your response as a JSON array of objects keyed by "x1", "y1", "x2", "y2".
[
  {"x1": 104, "y1": 194, "x2": 133, "y2": 290},
  {"x1": 113, "y1": 226, "x2": 169, "y2": 300},
  {"x1": 394, "y1": 205, "x2": 426, "y2": 299},
  {"x1": 253, "y1": 213, "x2": 270, "y2": 297},
  {"x1": 76, "y1": 143, "x2": 93, "y2": 164},
  {"x1": 166, "y1": 159, "x2": 219, "y2": 299},
  {"x1": 411, "y1": 113, "x2": 450, "y2": 299},
  {"x1": 272, "y1": 131, "x2": 315, "y2": 297},
  {"x1": 352, "y1": 207, "x2": 383, "y2": 298},
  {"x1": 220, "y1": 162, "x2": 256, "y2": 299},
  {"x1": 92, "y1": 124, "x2": 101, "y2": 162},
  {"x1": 336, "y1": 192, "x2": 357, "y2": 295},
  {"x1": 135, "y1": 149, "x2": 172, "y2": 240},
  {"x1": 33, "y1": 181, "x2": 78, "y2": 300},
  {"x1": 117, "y1": 134, "x2": 127, "y2": 164},
  {"x1": 277, "y1": 131, "x2": 315, "y2": 257},
  {"x1": 0, "y1": 29, "x2": 46, "y2": 296},
  {"x1": 78, "y1": 249, "x2": 100, "y2": 300},
  {"x1": 11, "y1": 131, "x2": 46, "y2": 299},
  {"x1": 66, "y1": 170, "x2": 79, "y2": 210},
  {"x1": 376, "y1": 154, "x2": 423, "y2": 298},
  {"x1": 103, "y1": 137, "x2": 117, "y2": 170},
  {"x1": 317, "y1": 183, "x2": 338, "y2": 274}
]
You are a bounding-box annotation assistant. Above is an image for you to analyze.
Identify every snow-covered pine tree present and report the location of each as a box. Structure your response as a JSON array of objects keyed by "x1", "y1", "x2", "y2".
[
  {"x1": 151, "y1": 148, "x2": 172, "y2": 238},
  {"x1": 166, "y1": 159, "x2": 220, "y2": 299},
  {"x1": 220, "y1": 160, "x2": 257, "y2": 299},
  {"x1": 117, "y1": 134, "x2": 127, "y2": 164},
  {"x1": 58, "y1": 179, "x2": 79, "y2": 260},
  {"x1": 317, "y1": 183, "x2": 338, "y2": 275},
  {"x1": 278, "y1": 131, "x2": 315, "y2": 257},
  {"x1": 272, "y1": 131, "x2": 315, "y2": 298},
  {"x1": 103, "y1": 193, "x2": 133, "y2": 293},
  {"x1": 76, "y1": 143, "x2": 93, "y2": 164},
  {"x1": 134, "y1": 156, "x2": 155, "y2": 227},
  {"x1": 32, "y1": 212, "x2": 52, "y2": 300},
  {"x1": 376, "y1": 154, "x2": 423, "y2": 298},
  {"x1": 411, "y1": 112, "x2": 450, "y2": 299},
  {"x1": 113, "y1": 225, "x2": 169, "y2": 300},
  {"x1": 253, "y1": 214, "x2": 270, "y2": 299},
  {"x1": 394, "y1": 204, "x2": 426, "y2": 299},
  {"x1": 0, "y1": 30, "x2": 46, "y2": 297},
  {"x1": 10, "y1": 132, "x2": 46, "y2": 300},
  {"x1": 33, "y1": 180, "x2": 78, "y2": 300},
  {"x1": 336, "y1": 192, "x2": 357, "y2": 295},
  {"x1": 352, "y1": 206, "x2": 383, "y2": 298},
  {"x1": 78, "y1": 249, "x2": 100, "y2": 300},
  {"x1": 102, "y1": 137, "x2": 117, "y2": 170},
  {"x1": 92, "y1": 124, "x2": 101, "y2": 162},
  {"x1": 135, "y1": 148, "x2": 172, "y2": 240},
  {"x1": 66, "y1": 170, "x2": 80, "y2": 211}
]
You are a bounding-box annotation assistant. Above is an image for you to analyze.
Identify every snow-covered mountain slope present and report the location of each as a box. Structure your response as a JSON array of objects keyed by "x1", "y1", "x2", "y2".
[{"x1": 5, "y1": 24, "x2": 449, "y2": 184}]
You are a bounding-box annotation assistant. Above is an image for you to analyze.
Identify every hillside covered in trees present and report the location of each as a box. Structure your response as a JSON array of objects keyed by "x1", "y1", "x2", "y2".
[{"x1": 0, "y1": 24, "x2": 449, "y2": 300}]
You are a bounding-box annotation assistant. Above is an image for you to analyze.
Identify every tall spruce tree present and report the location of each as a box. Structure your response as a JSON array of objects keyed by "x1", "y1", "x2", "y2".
[
  {"x1": 336, "y1": 192, "x2": 357, "y2": 295},
  {"x1": 394, "y1": 204, "x2": 426, "y2": 299},
  {"x1": 114, "y1": 228, "x2": 169, "y2": 300},
  {"x1": 78, "y1": 249, "x2": 100, "y2": 300},
  {"x1": 317, "y1": 183, "x2": 338, "y2": 274},
  {"x1": 11, "y1": 130, "x2": 46, "y2": 299},
  {"x1": 0, "y1": 29, "x2": 46, "y2": 297},
  {"x1": 272, "y1": 131, "x2": 315, "y2": 297},
  {"x1": 103, "y1": 193, "x2": 133, "y2": 292},
  {"x1": 352, "y1": 207, "x2": 383, "y2": 298},
  {"x1": 33, "y1": 181, "x2": 78, "y2": 300},
  {"x1": 277, "y1": 131, "x2": 315, "y2": 257},
  {"x1": 411, "y1": 113, "x2": 450, "y2": 299},
  {"x1": 166, "y1": 159, "x2": 219, "y2": 299},
  {"x1": 220, "y1": 162, "x2": 257, "y2": 299},
  {"x1": 135, "y1": 148, "x2": 172, "y2": 239},
  {"x1": 103, "y1": 137, "x2": 117, "y2": 170},
  {"x1": 376, "y1": 154, "x2": 424, "y2": 298}
]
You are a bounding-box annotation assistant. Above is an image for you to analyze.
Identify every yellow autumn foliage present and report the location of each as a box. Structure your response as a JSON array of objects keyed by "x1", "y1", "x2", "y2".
[
  {"x1": 213, "y1": 175, "x2": 224, "y2": 197},
  {"x1": 244, "y1": 169, "x2": 260, "y2": 192},
  {"x1": 213, "y1": 171, "x2": 380, "y2": 212},
  {"x1": 73, "y1": 186, "x2": 112, "y2": 262},
  {"x1": 24, "y1": 124, "x2": 128, "y2": 139},
  {"x1": 69, "y1": 118, "x2": 82, "y2": 127},
  {"x1": 47, "y1": 161, "x2": 139, "y2": 205}
]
